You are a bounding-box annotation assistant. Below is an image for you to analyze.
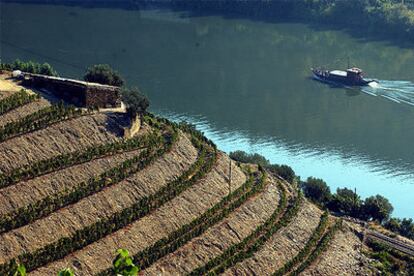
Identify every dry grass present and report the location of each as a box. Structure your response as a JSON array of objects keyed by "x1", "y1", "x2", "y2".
[{"x1": 32, "y1": 153, "x2": 246, "y2": 276}]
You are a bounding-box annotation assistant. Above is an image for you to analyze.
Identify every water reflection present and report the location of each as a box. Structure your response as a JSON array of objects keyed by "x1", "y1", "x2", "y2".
[{"x1": 1, "y1": 4, "x2": 414, "y2": 218}]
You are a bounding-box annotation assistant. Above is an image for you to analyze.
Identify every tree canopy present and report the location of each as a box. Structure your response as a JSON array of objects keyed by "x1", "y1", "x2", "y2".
[
  {"x1": 83, "y1": 64, "x2": 124, "y2": 87},
  {"x1": 121, "y1": 87, "x2": 149, "y2": 117}
]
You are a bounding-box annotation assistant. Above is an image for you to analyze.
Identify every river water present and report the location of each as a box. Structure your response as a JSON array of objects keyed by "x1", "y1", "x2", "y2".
[{"x1": 1, "y1": 3, "x2": 414, "y2": 218}]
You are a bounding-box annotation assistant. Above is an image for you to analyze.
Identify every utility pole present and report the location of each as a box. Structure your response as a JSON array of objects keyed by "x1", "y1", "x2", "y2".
[{"x1": 228, "y1": 159, "x2": 232, "y2": 195}]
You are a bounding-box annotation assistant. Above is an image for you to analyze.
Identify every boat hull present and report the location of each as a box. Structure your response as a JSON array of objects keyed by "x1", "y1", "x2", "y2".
[{"x1": 312, "y1": 69, "x2": 377, "y2": 87}]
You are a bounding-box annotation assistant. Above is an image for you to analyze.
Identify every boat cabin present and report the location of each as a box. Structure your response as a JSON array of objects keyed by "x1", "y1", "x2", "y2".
[{"x1": 329, "y1": 67, "x2": 364, "y2": 84}]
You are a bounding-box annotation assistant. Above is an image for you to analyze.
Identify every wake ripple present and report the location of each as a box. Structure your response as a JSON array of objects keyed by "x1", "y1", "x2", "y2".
[{"x1": 361, "y1": 80, "x2": 414, "y2": 106}]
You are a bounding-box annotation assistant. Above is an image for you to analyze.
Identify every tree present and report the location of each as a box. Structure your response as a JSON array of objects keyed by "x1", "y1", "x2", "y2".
[
  {"x1": 327, "y1": 187, "x2": 362, "y2": 217},
  {"x1": 121, "y1": 87, "x2": 149, "y2": 117},
  {"x1": 113, "y1": 249, "x2": 139, "y2": 276},
  {"x1": 267, "y1": 164, "x2": 296, "y2": 183},
  {"x1": 399, "y1": 218, "x2": 414, "y2": 239},
  {"x1": 362, "y1": 195, "x2": 394, "y2": 223},
  {"x1": 301, "y1": 177, "x2": 332, "y2": 205},
  {"x1": 84, "y1": 64, "x2": 124, "y2": 87},
  {"x1": 384, "y1": 217, "x2": 401, "y2": 233}
]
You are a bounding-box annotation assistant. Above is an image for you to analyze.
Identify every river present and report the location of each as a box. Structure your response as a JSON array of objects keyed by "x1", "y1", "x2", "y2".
[{"x1": 1, "y1": 3, "x2": 414, "y2": 218}]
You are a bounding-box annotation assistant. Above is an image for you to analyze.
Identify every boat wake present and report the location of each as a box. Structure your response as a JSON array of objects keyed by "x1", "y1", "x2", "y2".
[{"x1": 361, "y1": 80, "x2": 414, "y2": 106}]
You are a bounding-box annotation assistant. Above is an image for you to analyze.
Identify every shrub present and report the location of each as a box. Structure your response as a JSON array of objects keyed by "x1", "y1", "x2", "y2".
[
  {"x1": 301, "y1": 177, "x2": 332, "y2": 205},
  {"x1": 121, "y1": 87, "x2": 149, "y2": 116},
  {"x1": 83, "y1": 64, "x2": 124, "y2": 87}
]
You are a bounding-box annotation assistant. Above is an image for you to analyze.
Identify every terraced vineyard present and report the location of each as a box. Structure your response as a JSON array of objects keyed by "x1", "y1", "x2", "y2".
[{"x1": 0, "y1": 75, "x2": 393, "y2": 275}]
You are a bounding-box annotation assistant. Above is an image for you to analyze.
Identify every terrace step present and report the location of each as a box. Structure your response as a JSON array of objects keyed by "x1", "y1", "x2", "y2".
[
  {"x1": 143, "y1": 176, "x2": 281, "y2": 275},
  {"x1": 223, "y1": 201, "x2": 322, "y2": 275},
  {"x1": 0, "y1": 98, "x2": 50, "y2": 128},
  {"x1": 0, "y1": 113, "x2": 123, "y2": 173},
  {"x1": 0, "y1": 132, "x2": 197, "y2": 265},
  {"x1": 32, "y1": 153, "x2": 246, "y2": 275}
]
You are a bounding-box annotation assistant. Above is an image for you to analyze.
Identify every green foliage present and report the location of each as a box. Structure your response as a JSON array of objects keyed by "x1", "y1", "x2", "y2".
[
  {"x1": 121, "y1": 87, "x2": 149, "y2": 116},
  {"x1": 229, "y1": 150, "x2": 270, "y2": 166},
  {"x1": 326, "y1": 187, "x2": 362, "y2": 217},
  {"x1": 13, "y1": 264, "x2": 26, "y2": 276},
  {"x1": 0, "y1": 90, "x2": 40, "y2": 116},
  {"x1": 1, "y1": 59, "x2": 57, "y2": 76},
  {"x1": 83, "y1": 64, "x2": 124, "y2": 87},
  {"x1": 301, "y1": 177, "x2": 332, "y2": 205},
  {"x1": 266, "y1": 164, "x2": 296, "y2": 183},
  {"x1": 384, "y1": 217, "x2": 414, "y2": 240},
  {"x1": 113, "y1": 249, "x2": 139, "y2": 276},
  {"x1": 57, "y1": 268, "x2": 74, "y2": 276},
  {"x1": 362, "y1": 195, "x2": 394, "y2": 223}
]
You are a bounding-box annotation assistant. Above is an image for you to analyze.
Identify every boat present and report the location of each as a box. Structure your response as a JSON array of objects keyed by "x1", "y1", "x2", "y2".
[{"x1": 311, "y1": 67, "x2": 378, "y2": 86}]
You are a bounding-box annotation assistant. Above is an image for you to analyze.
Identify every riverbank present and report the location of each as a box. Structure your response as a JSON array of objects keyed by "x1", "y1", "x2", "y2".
[{"x1": 4, "y1": 0, "x2": 414, "y2": 44}]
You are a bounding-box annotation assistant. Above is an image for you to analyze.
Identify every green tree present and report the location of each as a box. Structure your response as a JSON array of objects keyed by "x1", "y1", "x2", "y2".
[
  {"x1": 84, "y1": 64, "x2": 124, "y2": 87},
  {"x1": 113, "y1": 249, "x2": 139, "y2": 276},
  {"x1": 121, "y1": 87, "x2": 149, "y2": 117},
  {"x1": 362, "y1": 195, "x2": 393, "y2": 223},
  {"x1": 327, "y1": 187, "x2": 362, "y2": 217},
  {"x1": 301, "y1": 177, "x2": 332, "y2": 205}
]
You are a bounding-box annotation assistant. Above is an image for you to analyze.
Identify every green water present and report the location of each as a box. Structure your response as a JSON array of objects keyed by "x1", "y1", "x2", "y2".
[{"x1": 2, "y1": 3, "x2": 414, "y2": 218}]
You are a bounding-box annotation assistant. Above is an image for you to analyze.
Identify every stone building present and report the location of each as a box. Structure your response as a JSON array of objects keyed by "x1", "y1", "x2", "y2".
[{"x1": 23, "y1": 73, "x2": 121, "y2": 108}]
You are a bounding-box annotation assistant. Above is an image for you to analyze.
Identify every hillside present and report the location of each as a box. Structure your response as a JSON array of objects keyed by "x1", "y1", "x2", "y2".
[{"x1": 0, "y1": 73, "x2": 411, "y2": 275}]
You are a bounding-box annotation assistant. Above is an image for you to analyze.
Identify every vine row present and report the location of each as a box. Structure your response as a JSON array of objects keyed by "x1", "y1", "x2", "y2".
[
  {"x1": 288, "y1": 219, "x2": 343, "y2": 276},
  {"x1": 272, "y1": 210, "x2": 330, "y2": 276},
  {"x1": 189, "y1": 181, "x2": 291, "y2": 275},
  {"x1": 0, "y1": 129, "x2": 170, "y2": 234},
  {"x1": 206, "y1": 189, "x2": 303, "y2": 275},
  {"x1": 0, "y1": 127, "x2": 217, "y2": 275},
  {"x1": 99, "y1": 167, "x2": 267, "y2": 275},
  {"x1": 0, "y1": 129, "x2": 154, "y2": 189},
  {"x1": 0, "y1": 102, "x2": 88, "y2": 143},
  {"x1": 0, "y1": 89, "x2": 39, "y2": 116}
]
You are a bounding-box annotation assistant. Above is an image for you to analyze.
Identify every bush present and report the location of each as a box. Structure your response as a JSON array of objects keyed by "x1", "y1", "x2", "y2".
[
  {"x1": 301, "y1": 177, "x2": 332, "y2": 205},
  {"x1": 83, "y1": 64, "x2": 124, "y2": 87},
  {"x1": 121, "y1": 87, "x2": 149, "y2": 116}
]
